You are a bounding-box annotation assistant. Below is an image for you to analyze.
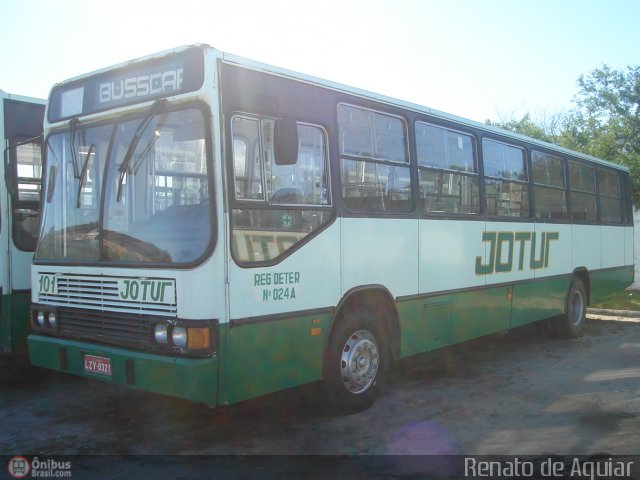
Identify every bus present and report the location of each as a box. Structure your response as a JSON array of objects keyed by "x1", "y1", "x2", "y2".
[
  {"x1": 28, "y1": 45, "x2": 633, "y2": 412},
  {"x1": 1, "y1": 91, "x2": 45, "y2": 359}
]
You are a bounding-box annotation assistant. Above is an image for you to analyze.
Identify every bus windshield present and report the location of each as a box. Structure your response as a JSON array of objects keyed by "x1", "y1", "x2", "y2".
[{"x1": 36, "y1": 106, "x2": 212, "y2": 265}]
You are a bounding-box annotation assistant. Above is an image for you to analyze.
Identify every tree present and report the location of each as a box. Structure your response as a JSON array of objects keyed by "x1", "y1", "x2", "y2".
[
  {"x1": 486, "y1": 109, "x2": 568, "y2": 144},
  {"x1": 486, "y1": 112, "x2": 554, "y2": 143},
  {"x1": 565, "y1": 65, "x2": 640, "y2": 204},
  {"x1": 487, "y1": 65, "x2": 640, "y2": 205}
]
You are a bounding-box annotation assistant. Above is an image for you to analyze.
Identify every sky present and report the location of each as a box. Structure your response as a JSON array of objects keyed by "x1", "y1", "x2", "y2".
[{"x1": 1, "y1": 0, "x2": 638, "y2": 124}]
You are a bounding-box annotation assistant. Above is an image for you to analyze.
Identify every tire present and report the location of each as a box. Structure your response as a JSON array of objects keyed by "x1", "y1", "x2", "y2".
[
  {"x1": 552, "y1": 277, "x2": 588, "y2": 338},
  {"x1": 323, "y1": 310, "x2": 388, "y2": 414}
]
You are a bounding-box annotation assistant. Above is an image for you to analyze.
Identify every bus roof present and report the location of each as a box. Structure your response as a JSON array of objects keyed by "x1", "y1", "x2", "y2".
[
  {"x1": 49, "y1": 43, "x2": 629, "y2": 173},
  {"x1": 0, "y1": 90, "x2": 45, "y2": 105},
  {"x1": 220, "y1": 49, "x2": 629, "y2": 173}
]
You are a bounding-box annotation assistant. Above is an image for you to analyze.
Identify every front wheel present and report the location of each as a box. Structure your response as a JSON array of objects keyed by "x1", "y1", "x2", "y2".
[
  {"x1": 552, "y1": 277, "x2": 588, "y2": 338},
  {"x1": 323, "y1": 313, "x2": 388, "y2": 414}
]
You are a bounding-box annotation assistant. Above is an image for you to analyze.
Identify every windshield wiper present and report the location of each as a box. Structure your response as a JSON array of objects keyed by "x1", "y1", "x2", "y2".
[
  {"x1": 76, "y1": 143, "x2": 95, "y2": 208},
  {"x1": 117, "y1": 99, "x2": 166, "y2": 202},
  {"x1": 44, "y1": 137, "x2": 62, "y2": 203},
  {"x1": 69, "y1": 118, "x2": 81, "y2": 178}
]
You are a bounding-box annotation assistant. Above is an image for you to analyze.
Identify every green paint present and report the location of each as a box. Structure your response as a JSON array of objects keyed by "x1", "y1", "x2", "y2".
[
  {"x1": 118, "y1": 279, "x2": 175, "y2": 303},
  {"x1": 495, "y1": 232, "x2": 514, "y2": 273},
  {"x1": 475, "y1": 231, "x2": 560, "y2": 275},
  {"x1": 398, "y1": 275, "x2": 580, "y2": 358},
  {"x1": 451, "y1": 287, "x2": 510, "y2": 343},
  {"x1": 38, "y1": 274, "x2": 57, "y2": 295},
  {"x1": 510, "y1": 276, "x2": 570, "y2": 327},
  {"x1": 254, "y1": 271, "x2": 301, "y2": 303},
  {"x1": 25, "y1": 265, "x2": 633, "y2": 407},
  {"x1": 590, "y1": 266, "x2": 634, "y2": 305},
  {"x1": 1, "y1": 291, "x2": 31, "y2": 354},
  {"x1": 221, "y1": 311, "x2": 330, "y2": 405},
  {"x1": 475, "y1": 231, "x2": 497, "y2": 275},
  {"x1": 515, "y1": 232, "x2": 532, "y2": 270},
  {"x1": 398, "y1": 298, "x2": 454, "y2": 358},
  {"x1": 28, "y1": 335, "x2": 218, "y2": 406}
]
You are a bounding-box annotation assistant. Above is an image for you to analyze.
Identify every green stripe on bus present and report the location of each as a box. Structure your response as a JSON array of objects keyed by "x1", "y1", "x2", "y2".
[
  {"x1": 1, "y1": 291, "x2": 31, "y2": 354},
  {"x1": 590, "y1": 265, "x2": 634, "y2": 305},
  {"x1": 397, "y1": 275, "x2": 573, "y2": 358},
  {"x1": 220, "y1": 311, "x2": 332, "y2": 405},
  {"x1": 28, "y1": 335, "x2": 218, "y2": 406}
]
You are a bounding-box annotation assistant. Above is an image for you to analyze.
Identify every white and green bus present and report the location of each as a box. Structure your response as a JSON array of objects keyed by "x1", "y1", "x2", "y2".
[
  {"x1": 1, "y1": 91, "x2": 44, "y2": 358},
  {"x1": 29, "y1": 45, "x2": 633, "y2": 412}
]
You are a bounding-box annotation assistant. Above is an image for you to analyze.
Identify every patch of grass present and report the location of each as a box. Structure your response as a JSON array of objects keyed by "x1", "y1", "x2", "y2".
[{"x1": 592, "y1": 290, "x2": 640, "y2": 311}]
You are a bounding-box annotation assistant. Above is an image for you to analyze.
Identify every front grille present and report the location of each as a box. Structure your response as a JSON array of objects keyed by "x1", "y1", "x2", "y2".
[
  {"x1": 36, "y1": 272, "x2": 178, "y2": 351},
  {"x1": 38, "y1": 272, "x2": 177, "y2": 316},
  {"x1": 56, "y1": 307, "x2": 154, "y2": 350}
]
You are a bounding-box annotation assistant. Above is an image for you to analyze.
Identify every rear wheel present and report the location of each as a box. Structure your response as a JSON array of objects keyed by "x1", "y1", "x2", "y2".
[
  {"x1": 552, "y1": 277, "x2": 587, "y2": 338},
  {"x1": 323, "y1": 311, "x2": 388, "y2": 414}
]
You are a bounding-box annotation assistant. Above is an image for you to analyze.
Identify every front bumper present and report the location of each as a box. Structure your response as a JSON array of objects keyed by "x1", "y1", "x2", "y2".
[{"x1": 28, "y1": 334, "x2": 218, "y2": 406}]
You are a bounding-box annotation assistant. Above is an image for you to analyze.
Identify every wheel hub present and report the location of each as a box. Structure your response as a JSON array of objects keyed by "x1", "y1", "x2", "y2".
[
  {"x1": 340, "y1": 330, "x2": 379, "y2": 394},
  {"x1": 570, "y1": 289, "x2": 585, "y2": 326}
]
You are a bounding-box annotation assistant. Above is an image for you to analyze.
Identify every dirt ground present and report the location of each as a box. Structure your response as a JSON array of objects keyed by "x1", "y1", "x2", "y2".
[{"x1": 1, "y1": 316, "x2": 639, "y2": 477}]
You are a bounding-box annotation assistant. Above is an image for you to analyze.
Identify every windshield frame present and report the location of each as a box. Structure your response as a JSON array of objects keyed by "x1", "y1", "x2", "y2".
[{"x1": 35, "y1": 100, "x2": 217, "y2": 269}]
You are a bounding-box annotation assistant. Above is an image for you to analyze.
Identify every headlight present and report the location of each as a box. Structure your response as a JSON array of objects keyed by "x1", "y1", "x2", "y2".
[
  {"x1": 154, "y1": 324, "x2": 168, "y2": 344},
  {"x1": 37, "y1": 311, "x2": 46, "y2": 327},
  {"x1": 148, "y1": 319, "x2": 217, "y2": 356},
  {"x1": 172, "y1": 327, "x2": 187, "y2": 349},
  {"x1": 48, "y1": 311, "x2": 57, "y2": 328}
]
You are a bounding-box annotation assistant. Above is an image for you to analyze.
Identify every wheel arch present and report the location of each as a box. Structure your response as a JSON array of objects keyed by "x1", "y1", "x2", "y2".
[
  {"x1": 323, "y1": 285, "x2": 400, "y2": 377},
  {"x1": 572, "y1": 267, "x2": 591, "y2": 305}
]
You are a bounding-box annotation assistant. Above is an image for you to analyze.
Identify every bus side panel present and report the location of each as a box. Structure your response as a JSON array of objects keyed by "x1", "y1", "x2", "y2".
[
  {"x1": 342, "y1": 217, "x2": 418, "y2": 298},
  {"x1": 0, "y1": 98, "x2": 7, "y2": 353},
  {"x1": 533, "y1": 224, "x2": 572, "y2": 279},
  {"x1": 10, "y1": 250, "x2": 33, "y2": 291},
  {"x1": 222, "y1": 311, "x2": 332, "y2": 405},
  {"x1": 509, "y1": 223, "x2": 572, "y2": 327},
  {"x1": 451, "y1": 286, "x2": 511, "y2": 343},
  {"x1": 601, "y1": 226, "x2": 626, "y2": 269},
  {"x1": 397, "y1": 296, "x2": 453, "y2": 358},
  {"x1": 225, "y1": 223, "x2": 340, "y2": 405},
  {"x1": 0, "y1": 292, "x2": 8, "y2": 353},
  {"x1": 590, "y1": 265, "x2": 634, "y2": 305},
  {"x1": 7, "y1": 291, "x2": 31, "y2": 352},
  {"x1": 572, "y1": 225, "x2": 601, "y2": 271},
  {"x1": 398, "y1": 286, "x2": 514, "y2": 357},
  {"x1": 419, "y1": 219, "x2": 486, "y2": 293},
  {"x1": 624, "y1": 226, "x2": 634, "y2": 269},
  {"x1": 510, "y1": 276, "x2": 570, "y2": 328}
]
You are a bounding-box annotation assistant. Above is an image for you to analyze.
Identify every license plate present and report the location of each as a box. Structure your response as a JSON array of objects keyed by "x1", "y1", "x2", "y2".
[{"x1": 84, "y1": 355, "x2": 112, "y2": 376}]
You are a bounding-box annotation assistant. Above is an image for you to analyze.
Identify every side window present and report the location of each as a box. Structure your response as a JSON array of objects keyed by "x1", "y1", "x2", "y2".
[
  {"x1": 338, "y1": 104, "x2": 411, "y2": 213},
  {"x1": 232, "y1": 117, "x2": 263, "y2": 200},
  {"x1": 268, "y1": 123, "x2": 330, "y2": 205},
  {"x1": 230, "y1": 115, "x2": 332, "y2": 264},
  {"x1": 532, "y1": 151, "x2": 567, "y2": 220},
  {"x1": 482, "y1": 139, "x2": 529, "y2": 217},
  {"x1": 16, "y1": 141, "x2": 43, "y2": 202},
  {"x1": 12, "y1": 139, "x2": 43, "y2": 251},
  {"x1": 416, "y1": 122, "x2": 479, "y2": 215},
  {"x1": 598, "y1": 169, "x2": 622, "y2": 223},
  {"x1": 568, "y1": 161, "x2": 597, "y2": 222}
]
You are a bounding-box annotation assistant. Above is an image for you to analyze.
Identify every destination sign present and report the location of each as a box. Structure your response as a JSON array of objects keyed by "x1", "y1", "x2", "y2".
[
  {"x1": 97, "y1": 66, "x2": 184, "y2": 105},
  {"x1": 48, "y1": 46, "x2": 204, "y2": 122}
]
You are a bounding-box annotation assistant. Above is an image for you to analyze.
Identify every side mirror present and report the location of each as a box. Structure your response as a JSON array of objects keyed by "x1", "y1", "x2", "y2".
[{"x1": 274, "y1": 118, "x2": 298, "y2": 166}]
